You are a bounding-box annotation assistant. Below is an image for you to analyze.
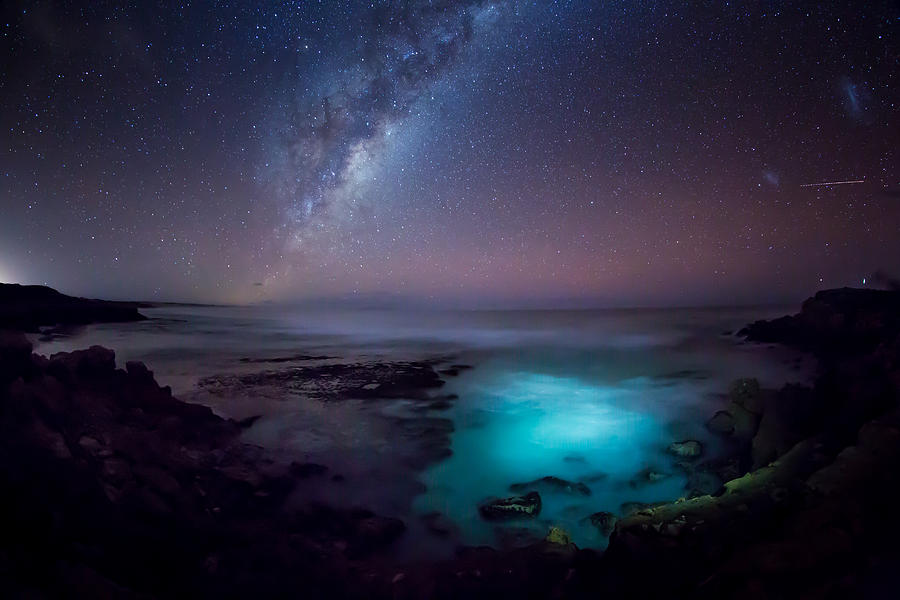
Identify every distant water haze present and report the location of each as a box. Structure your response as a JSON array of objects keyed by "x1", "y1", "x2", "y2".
[{"x1": 34, "y1": 304, "x2": 813, "y2": 556}]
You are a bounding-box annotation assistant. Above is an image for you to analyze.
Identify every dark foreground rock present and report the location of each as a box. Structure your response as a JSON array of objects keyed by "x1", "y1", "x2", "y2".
[
  {"x1": 593, "y1": 288, "x2": 900, "y2": 598},
  {"x1": 0, "y1": 333, "x2": 405, "y2": 598},
  {"x1": 0, "y1": 283, "x2": 146, "y2": 332}
]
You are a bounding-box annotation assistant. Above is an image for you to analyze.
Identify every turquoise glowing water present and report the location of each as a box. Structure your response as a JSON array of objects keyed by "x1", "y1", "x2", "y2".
[
  {"x1": 33, "y1": 304, "x2": 813, "y2": 557},
  {"x1": 416, "y1": 370, "x2": 687, "y2": 548}
]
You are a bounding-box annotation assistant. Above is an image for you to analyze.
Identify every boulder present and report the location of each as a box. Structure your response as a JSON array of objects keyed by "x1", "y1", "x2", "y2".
[{"x1": 479, "y1": 492, "x2": 542, "y2": 520}]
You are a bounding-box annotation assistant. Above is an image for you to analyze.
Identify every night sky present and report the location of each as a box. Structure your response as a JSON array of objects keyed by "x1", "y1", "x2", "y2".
[{"x1": 2, "y1": 1, "x2": 898, "y2": 306}]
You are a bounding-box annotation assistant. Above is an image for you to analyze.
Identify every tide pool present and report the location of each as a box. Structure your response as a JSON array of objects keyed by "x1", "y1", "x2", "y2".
[{"x1": 416, "y1": 370, "x2": 692, "y2": 549}]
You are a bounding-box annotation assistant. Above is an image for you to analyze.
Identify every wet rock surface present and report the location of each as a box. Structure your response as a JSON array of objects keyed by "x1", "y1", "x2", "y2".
[
  {"x1": 479, "y1": 492, "x2": 543, "y2": 520},
  {"x1": 199, "y1": 360, "x2": 447, "y2": 401}
]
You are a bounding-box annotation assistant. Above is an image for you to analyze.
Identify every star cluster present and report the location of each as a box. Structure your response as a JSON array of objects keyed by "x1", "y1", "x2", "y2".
[{"x1": 1, "y1": 1, "x2": 898, "y2": 306}]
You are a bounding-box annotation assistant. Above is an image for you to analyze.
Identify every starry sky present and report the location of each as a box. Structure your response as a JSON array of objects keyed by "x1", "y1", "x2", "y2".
[{"x1": 1, "y1": 1, "x2": 899, "y2": 307}]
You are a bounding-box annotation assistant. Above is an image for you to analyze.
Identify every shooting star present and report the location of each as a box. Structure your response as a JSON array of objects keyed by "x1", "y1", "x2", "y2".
[{"x1": 800, "y1": 179, "x2": 865, "y2": 188}]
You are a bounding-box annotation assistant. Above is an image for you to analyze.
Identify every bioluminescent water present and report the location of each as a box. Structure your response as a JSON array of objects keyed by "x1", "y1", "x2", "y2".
[
  {"x1": 415, "y1": 370, "x2": 689, "y2": 549},
  {"x1": 34, "y1": 304, "x2": 813, "y2": 557}
]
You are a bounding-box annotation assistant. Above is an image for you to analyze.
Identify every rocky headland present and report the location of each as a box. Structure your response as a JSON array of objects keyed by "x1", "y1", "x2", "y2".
[{"x1": 0, "y1": 283, "x2": 146, "y2": 333}]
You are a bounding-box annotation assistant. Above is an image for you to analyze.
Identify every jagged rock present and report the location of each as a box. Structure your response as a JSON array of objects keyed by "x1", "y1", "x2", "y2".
[
  {"x1": 510, "y1": 476, "x2": 591, "y2": 496},
  {"x1": 667, "y1": 440, "x2": 703, "y2": 458},
  {"x1": 479, "y1": 492, "x2": 542, "y2": 520},
  {"x1": 48, "y1": 345, "x2": 116, "y2": 379}
]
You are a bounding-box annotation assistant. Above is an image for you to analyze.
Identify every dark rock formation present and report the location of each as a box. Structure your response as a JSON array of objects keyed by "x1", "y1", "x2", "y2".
[
  {"x1": 510, "y1": 475, "x2": 591, "y2": 496},
  {"x1": 0, "y1": 335, "x2": 406, "y2": 597},
  {"x1": 740, "y1": 287, "x2": 900, "y2": 357},
  {"x1": 479, "y1": 492, "x2": 542, "y2": 520},
  {"x1": 199, "y1": 360, "x2": 446, "y2": 402},
  {"x1": 598, "y1": 288, "x2": 900, "y2": 598},
  {"x1": 0, "y1": 283, "x2": 146, "y2": 332}
]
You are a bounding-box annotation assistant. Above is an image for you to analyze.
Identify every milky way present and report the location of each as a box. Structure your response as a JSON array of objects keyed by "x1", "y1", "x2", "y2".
[{"x1": 1, "y1": 1, "x2": 899, "y2": 306}]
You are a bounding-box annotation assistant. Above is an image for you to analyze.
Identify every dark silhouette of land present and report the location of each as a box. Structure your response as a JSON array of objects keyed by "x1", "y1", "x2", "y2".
[{"x1": 0, "y1": 283, "x2": 146, "y2": 332}]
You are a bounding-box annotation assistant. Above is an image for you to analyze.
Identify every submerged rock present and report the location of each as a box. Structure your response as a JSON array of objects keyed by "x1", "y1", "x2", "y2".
[
  {"x1": 667, "y1": 440, "x2": 703, "y2": 458},
  {"x1": 629, "y1": 467, "x2": 671, "y2": 488},
  {"x1": 510, "y1": 476, "x2": 591, "y2": 496},
  {"x1": 585, "y1": 511, "x2": 618, "y2": 536},
  {"x1": 479, "y1": 492, "x2": 542, "y2": 520}
]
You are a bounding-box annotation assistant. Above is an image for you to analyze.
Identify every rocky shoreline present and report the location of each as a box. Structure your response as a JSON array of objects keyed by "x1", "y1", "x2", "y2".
[{"x1": 1, "y1": 286, "x2": 898, "y2": 597}]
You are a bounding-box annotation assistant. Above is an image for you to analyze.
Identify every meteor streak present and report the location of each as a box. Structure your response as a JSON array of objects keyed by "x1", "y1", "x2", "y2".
[{"x1": 800, "y1": 179, "x2": 865, "y2": 188}]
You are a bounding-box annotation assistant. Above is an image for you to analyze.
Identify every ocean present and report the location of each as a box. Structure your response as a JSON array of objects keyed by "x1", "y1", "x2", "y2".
[{"x1": 33, "y1": 304, "x2": 813, "y2": 558}]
